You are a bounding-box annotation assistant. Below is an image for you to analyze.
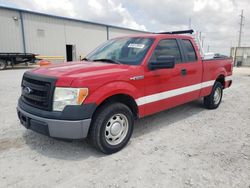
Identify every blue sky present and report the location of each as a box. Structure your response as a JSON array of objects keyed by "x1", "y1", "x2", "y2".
[{"x1": 0, "y1": 0, "x2": 249, "y2": 55}]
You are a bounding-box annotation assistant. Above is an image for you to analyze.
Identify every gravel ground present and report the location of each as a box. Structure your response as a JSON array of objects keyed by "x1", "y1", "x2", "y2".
[{"x1": 0, "y1": 67, "x2": 250, "y2": 188}]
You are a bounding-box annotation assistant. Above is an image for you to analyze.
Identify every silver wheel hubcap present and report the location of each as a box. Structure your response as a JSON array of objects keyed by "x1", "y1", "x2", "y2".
[
  {"x1": 105, "y1": 113, "x2": 129, "y2": 145},
  {"x1": 214, "y1": 87, "x2": 222, "y2": 105}
]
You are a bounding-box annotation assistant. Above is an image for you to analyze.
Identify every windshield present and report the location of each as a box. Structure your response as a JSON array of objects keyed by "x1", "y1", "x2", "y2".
[{"x1": 85, "y1": 37, "x2": 154, "y2": 65}]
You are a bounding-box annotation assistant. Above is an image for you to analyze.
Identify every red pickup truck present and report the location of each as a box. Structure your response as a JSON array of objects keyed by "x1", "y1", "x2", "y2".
[{"x1": 17, "y1": 30, "x2": 233, "y2": 154}]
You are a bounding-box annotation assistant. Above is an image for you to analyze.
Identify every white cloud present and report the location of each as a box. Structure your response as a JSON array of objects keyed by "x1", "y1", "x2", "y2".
[
  {"x1": 194, "y1": 0, "x2": 234, "y2": 12},
  {"x1": 193, "y1": 0, "x2": 207, "y2": 12},
  {"x1": 12, "y1": 0, "x2": 76, "y2": 17},
  {"x1": 0, "y1": 0, "x2": 146, "y2": 30},
  {"x1": 126, "y1": 0, "x2": 249, "y2": 54},
  {"x1": 0, "y1": 0, "x2": 249, "y2": 55},
  {"x1": 88, "y1": 0, "x2": 103, "y2": 15},
  {"x1": 107, "y1": 0, "x2": 146, "y2": 30},
  {"x1": 85, "y1": 0, "x2": 146, "y2": 30}
]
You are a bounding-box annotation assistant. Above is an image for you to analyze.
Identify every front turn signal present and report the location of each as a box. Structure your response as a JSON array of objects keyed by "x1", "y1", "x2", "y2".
[{"x1": 77, "y1": 88, "x2": 89, "y2": 104}]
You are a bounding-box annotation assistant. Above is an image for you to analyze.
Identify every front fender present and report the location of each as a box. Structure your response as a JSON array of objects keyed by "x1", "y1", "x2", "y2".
[{"x1": 84, "y1": 81, "x2": 141, "y2": 105}]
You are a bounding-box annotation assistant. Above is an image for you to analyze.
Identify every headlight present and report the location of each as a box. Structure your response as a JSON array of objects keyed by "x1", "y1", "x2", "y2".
[{"x1": 53, "y1": 87, "x2": 88, "y2": 111}]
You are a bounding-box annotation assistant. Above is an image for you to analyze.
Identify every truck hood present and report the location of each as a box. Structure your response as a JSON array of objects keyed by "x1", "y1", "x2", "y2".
[{"x1": 31, "y1": 61, "x2": 135, "y2": 86}]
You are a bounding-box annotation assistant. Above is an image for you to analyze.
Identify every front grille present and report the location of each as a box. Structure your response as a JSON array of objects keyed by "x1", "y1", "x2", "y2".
[{"x1": 21, "y1": 72, "x2": 56, "y2": 111}]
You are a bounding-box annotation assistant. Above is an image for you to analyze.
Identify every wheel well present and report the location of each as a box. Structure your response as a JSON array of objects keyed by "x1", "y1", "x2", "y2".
[
  {"x1": 94, "y1": 94, "x2": 138, "y2": 119},
  {"x1": 216, "y1": 75, "x2": 225, "y2": 88}
]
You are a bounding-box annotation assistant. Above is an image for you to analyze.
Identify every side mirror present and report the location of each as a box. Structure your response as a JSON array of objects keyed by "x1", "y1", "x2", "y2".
[{"x1": 148, "y1": 55, "x2": 175, "y2": 70}]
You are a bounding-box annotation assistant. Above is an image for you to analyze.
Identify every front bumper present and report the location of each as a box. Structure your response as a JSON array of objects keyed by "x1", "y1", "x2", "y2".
[{"x1": 17, "y1": 106, "x2": 91, "y2": 139}]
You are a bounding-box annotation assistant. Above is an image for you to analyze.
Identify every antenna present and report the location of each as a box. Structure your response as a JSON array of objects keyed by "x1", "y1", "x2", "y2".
[{"x1": 188, "y1": 18, "x2": 191, "y2": 29}]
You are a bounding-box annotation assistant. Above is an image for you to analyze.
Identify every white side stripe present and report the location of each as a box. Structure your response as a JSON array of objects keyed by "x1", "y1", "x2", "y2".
[
  {"x1": 201, "y1": 80, "x2": 215, "y2": 88},
  {"x1": 135, "y1": 80, "x2": 215, "y2": 106}
]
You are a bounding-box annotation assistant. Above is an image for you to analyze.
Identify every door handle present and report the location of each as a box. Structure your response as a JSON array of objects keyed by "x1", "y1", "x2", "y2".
[{"x1": 181, "y1": 69, "x2": 187, "y2": 76}]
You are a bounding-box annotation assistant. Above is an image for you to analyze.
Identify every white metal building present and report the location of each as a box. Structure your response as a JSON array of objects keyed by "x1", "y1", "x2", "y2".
[
  {"x1": 0, "y1": 6, "x2": 147, "y2": 61},
  {"x1": 230, "y1": 47, "x2": 250, "y2": 67}
]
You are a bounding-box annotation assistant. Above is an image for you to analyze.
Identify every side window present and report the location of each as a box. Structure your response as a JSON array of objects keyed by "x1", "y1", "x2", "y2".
[
  {"x1": 182, "y1": 39, "x2": 197, "y2": 62},
  {"x1": 149, "y1": 39, "x2": 182, "y2": 63}
]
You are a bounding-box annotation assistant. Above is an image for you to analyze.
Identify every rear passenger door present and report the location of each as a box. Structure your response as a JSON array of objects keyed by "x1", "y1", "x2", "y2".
[
  {"x1": 176, "y1": 39, "x2": 203, "y2": 101},
  {"x1": 142, "y1": 38, "x2": 202, "y2": 116}
]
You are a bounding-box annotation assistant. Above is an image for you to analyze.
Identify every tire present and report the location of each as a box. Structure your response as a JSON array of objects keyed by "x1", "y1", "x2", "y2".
[
  {"x1": 0, "y1": 60, "x2": 7, "y2": 70},
  {"x1": 89, "y1": 102, "x2": 134, "y2": 154},
  {"x1": 204, "y1": 81, "x2": 223, "y2": 109}
]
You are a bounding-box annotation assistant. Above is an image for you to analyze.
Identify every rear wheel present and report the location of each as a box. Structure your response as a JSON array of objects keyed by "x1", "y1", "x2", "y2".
[
  {"x1": 204, "y1": 81, "x2": 223, "y2": 109},
  {"x1": 89, "y1": 102, "x2": 134, "y2": 154},
  {"x1": 0, "y1": 60, "x2": 7, "y2": 70}
]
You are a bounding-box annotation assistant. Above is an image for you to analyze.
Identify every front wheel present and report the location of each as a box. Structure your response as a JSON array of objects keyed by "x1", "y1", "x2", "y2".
[
  {"x1": 204, "y1": 81, "x2": 223, "y2": 109},
  {"x1": 89, "y1": 103, "x2": 134, "y2": 154}
]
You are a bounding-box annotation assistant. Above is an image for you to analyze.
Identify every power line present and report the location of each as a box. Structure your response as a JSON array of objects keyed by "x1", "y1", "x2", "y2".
[{"x1": 238, "y1": 9, "x2": 244, "y2": 47}]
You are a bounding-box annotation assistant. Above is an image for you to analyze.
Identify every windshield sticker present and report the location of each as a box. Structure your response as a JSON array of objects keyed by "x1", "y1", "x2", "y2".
[{"x1": 128, "y1": 43, "x2": 145, "y2": 49}]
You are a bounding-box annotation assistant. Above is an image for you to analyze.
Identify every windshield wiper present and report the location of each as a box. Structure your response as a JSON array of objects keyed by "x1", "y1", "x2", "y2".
[{"x1": 92, "y1": 58, "x2": 121, "y2": 64}]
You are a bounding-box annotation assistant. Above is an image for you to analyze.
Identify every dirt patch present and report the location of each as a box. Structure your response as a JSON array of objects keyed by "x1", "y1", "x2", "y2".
[
  {"x1": 0, "y1": 68, "x2": 250, "y2": 187},
  {"x1": 0, "y1": 138, "x2": 24, "y2": 152}
]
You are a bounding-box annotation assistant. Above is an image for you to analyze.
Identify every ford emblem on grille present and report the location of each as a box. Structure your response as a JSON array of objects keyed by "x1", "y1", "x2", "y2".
[{"x1": 23, "y1": 87, "x2": 32, "y2": 94}]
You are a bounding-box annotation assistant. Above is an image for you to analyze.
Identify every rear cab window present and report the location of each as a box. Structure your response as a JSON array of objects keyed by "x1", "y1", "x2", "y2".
[{"x1": 181, "y1": 39, "x2": 197, "y2": 62}]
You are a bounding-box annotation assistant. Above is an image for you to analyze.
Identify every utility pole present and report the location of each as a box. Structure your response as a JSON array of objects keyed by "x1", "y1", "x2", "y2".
[
  {"x1": 188, "y1": 18, "x2": 191, "y2": 29},
  {"x1": 238, "y1": 9, "x2": 244, "y2": 47},
  {"x1": 207, "y1": 45, "x2": 210, "y2": 52},
  {"x1": 234, "y1": 9, "x2": 244, "y2": 66}
]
